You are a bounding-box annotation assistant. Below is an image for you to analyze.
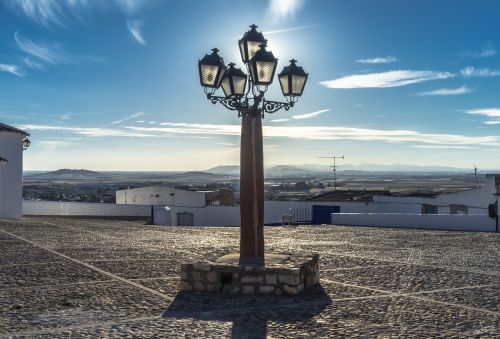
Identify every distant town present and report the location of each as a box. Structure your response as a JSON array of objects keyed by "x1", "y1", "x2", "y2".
[{"x1": 23, "y1": 165, "x2": 486, "y2": 204}]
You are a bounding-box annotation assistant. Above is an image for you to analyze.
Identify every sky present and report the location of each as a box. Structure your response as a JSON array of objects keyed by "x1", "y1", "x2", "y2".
[{"x1": 1, "y1": 0, "x2": 500, "y2": 171}]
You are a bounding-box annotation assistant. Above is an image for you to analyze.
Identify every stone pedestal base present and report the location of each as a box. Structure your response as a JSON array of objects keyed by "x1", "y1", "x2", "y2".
[{"x1": 180, "y1": 253, "x2": 319, "y2": 296}]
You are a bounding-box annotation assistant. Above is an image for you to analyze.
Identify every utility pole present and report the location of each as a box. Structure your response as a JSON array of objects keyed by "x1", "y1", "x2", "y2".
[
  {"x1": 474, "y1": 165, "x2": 479, "y2": 189},
  {"x1": 318, "y1": 155, "x2": 344, "y2": 191}
]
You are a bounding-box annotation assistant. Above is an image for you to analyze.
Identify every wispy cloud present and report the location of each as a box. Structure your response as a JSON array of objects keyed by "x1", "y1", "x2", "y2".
[
  {"x1": 264, "y1": 24, "x2": 318, "y2": 35},
  {"x1": 5, "y1": 0, "x2": 152, "y2": 27},
  {"x1": 4, "y1": 0, "x2": 87, "y2": 27},
  {"x1": 105, "y1": 112, "x2": 145, "y2": 126},
  {"x1": 291, "y1": 109, "x2": 329, "y2": 120},
  {"x1": 23, "y1": 57, "x2": 44, "y2": 70},
  {"x1": 126, "y1": 20, "x2": 146, "y2": 45},
  {"x1": 464, "y1": 108, "x2": 500, "y2": 125},
  {"x1": 17, "y1": 124, "x2": 157, "y2": 138},
  {"x1": 416, "y1": 86, "x2": 471, "y2": 96},
  {"x1": 355, "y1": 56, "x2": 398, "y2": 64},
  {"x1": 460, "y1": 42, "x2": 497, "y2": 58},
  {"x1": 0, "y1": 63, "x2": 24, "y2": 77},
  {"x1": 269, "y1": 118, "x2": 289, "y2": 123},
  {"x1": 320, "y1": 70, "x2": 454, "y2": 89},
  {"x1": 412, "y1": 145, "x2": 477, "y2": 149},
  {"x1": 460, "y1": 66, "x2": 500, "y2": 77},
  {"x1": 126, "y1": 122, "x2": 500, "y2": 147},
  {"x1": 14, "y1": 32, "x2": 72, "y2": 65},
  {"x1": 267, "y1": 0, "x2": 304, "y2": 21},
  {"x1": 465, "y1": 108, "x2": 500, "y2": 118}
]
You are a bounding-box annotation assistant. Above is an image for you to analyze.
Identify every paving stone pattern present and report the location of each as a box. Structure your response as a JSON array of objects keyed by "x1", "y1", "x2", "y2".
[{"x1": 1, "y1": 217, "x2": 500, "y2": 338}]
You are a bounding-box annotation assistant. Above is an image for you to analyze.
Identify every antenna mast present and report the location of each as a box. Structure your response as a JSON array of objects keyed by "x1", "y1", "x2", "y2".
[{"x1": 318, "y1": 155, "x2": 345, "y2": 191}]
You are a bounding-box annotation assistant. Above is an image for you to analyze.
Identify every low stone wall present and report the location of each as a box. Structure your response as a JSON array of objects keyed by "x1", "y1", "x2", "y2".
[{"x1": 180, "y1": 254, "x2": 320, "y2": 296}]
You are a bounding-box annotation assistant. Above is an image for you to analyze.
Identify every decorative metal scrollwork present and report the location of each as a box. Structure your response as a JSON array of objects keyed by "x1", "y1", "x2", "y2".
[
  {"x1": 262, "y1": 100, "x2": 294, "y2": 114},
  {"x1": 208, "y1": 95, "x2": 241, "y2": 111}
]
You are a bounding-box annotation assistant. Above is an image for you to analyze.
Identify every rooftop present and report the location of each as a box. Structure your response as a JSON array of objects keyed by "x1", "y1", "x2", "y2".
[
  {"x1": 0, "y1": 122, "x2": 29, "y2": 137},
  {"x1": 1, "y1": 218, "x2": 500, "y2": 337}
]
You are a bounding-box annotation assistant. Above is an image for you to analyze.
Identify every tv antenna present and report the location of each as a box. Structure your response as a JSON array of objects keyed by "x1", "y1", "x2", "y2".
[
  {"x1": 474, "y1": 165, "x2": 479, "y2": 189},
  {"x1": 317, "y1": 155, "x2": 344, "y2": 191}
]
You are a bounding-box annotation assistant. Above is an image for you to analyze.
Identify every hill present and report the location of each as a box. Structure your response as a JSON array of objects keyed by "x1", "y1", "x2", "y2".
[{"x1": 26, "y1": 169, "x2": 108, "y2": 180}]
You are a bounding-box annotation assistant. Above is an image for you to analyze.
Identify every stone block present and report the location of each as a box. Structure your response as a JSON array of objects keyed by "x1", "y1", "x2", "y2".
[
  {"x1": 265, "y1": 273, "x2": 277, "y2": 285},
  {"x1": 241, "y1": 275, "x2": 264, "y2": 284},
  {"x1": 230, "y1": 286, "x2": 241, "y2": 294},
  {"x1": 207, "y1": 271, "x2": 218, "y2": 283},
  {"x1": 193, "y1": 282, "x2": 205, "y2": 292},
  {"x1": 193, "y1": 262, "x2": 211, "y2": 272},
  {"x1": 180, "y1": 281, "x2": 192, "y2": 291},
  {"x1": 279, "y1": 274, "x2": 301, "y2": 286},
  {"x1": 242, "y1": 285, "x2": 254, "y2": 294},
  {"x1": 181, "y1": 270, "x2": 189, "y2": 280},
  {"x1": 191, "y1": 271, "x2": 202, "y2": 282},
  {"x1": 259, "y1": 285, "x2": 275, "y2": 294},
  {"x1": 206, "y1": 284, "x2": 219, "y2": 292},
  {"x1": 284, "y1": 284, "x2": 300, "y2": 295}
]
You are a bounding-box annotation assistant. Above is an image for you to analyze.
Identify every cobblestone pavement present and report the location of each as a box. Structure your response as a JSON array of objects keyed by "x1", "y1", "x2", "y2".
[{"x1": 1, "y1": 217, "x2": 500, "y2": 338}]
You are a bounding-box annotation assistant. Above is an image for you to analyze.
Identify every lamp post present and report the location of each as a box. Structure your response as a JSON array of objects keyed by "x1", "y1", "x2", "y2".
[{"x1": 198, "y1": 25, "x2": 308, "y2": 266}]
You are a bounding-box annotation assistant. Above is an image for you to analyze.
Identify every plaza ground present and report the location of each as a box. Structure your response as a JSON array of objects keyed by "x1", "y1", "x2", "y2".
[{"x1": 1, "y1": 218, "x2": 500, "y2": 338}]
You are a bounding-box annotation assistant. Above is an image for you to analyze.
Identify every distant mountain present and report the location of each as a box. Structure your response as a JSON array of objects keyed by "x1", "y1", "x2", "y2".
[
  {"x1": 206, "y1": 163, "x2": 485, "y2": 176},
  {"x1": 207, "y1": 165, "x2": 314, "y2": 177},
  {"x1": 292, "y1": 163, "x2": 473, "y2": 173},
  {"x1": 167, "y1": 171, "x2": 234, "y2": 181},
  {"x1": 26, "y1": 169, "x2": 109, "y2": 180},
  {"x1": 207, "y1": 165, "x2": 240, "y2": 175},
  {"x1": 265, "y1": 165, "x2": 314, "y2": 177}
]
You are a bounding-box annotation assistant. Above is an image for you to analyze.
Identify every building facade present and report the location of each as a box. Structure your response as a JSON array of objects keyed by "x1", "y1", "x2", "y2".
[{"x1": 0, "y1": 123, "x2": 29, "y2": 220}]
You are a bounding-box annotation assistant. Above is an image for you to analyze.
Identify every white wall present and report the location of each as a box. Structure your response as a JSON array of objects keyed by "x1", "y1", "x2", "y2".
[
  {"x1": 373, "y1": 175, "x2": 500, "y2": 215},
  {"x1": 0, "y1": 132, "x2": 24, "y2": 220},
  {"x1": 161, "y1": 200, "x2": 422, "y2": 226},
  {"x1": 23, "y1": 201, "x2": 152, "y2": 217},
  {"x1": 331, "y1": 213, "x2": 496, "y2": 232},
  {"x1": 116, "y1": 186, "x2": 206, "y2": 207}
]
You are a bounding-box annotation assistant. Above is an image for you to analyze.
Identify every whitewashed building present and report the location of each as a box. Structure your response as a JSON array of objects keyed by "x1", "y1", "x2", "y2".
[
  {"x1": 372, "y1": 174, "x2": 500, "y2": 215},
  {"x1": 0, "y1": 123, "x2": 29, "y2": 220}
]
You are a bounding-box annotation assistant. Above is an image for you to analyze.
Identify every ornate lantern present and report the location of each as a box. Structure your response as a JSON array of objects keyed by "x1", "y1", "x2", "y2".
[
  {"x1": 248, "y1": 44, "x2": 278, "y2": 86},
  {"x1": 198, "y1": 48, "x2": 226, "y2": 91},
  {"x1": 278, "y1": 59, "x2": 308, "y2": 100},
  {"x1": 221, "y1": 63, "x2": 247, "y2": 97},
  {"x1": 239, "y1": 24, "x2": 267, "y2": 64}
]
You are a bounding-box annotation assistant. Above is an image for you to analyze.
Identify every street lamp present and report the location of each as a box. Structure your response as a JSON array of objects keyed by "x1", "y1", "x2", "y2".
[
  {"x1": 278, "y1": 59, "x2": 309, "y2": 102},
  {"x1": 238, "y1": 24, "x2": 267, "y2": 64},
  {"x1": 248, "y1": 44, "x2": 278, "y2": 87},
  {"x1": 198, "y1": 25, "x2": 308, "y2": 266},
  {"x1": 198, "y1": 48, "x2": 227, "y2": 94},
  {"x1": 22, "y1": 138, "x2": 31, "y2": 151},
  {"x1": 221, "y1": 63, "x2": 247, "y2": 98}
]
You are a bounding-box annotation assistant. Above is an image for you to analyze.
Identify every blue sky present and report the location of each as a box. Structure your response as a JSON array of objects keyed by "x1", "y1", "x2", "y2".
[{"x1": 1, "y1": 0, "x2": 500, "y2": 171}]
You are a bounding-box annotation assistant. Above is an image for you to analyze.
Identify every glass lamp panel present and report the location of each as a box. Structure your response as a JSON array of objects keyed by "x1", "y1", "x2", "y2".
[
  {"x1": 239, "y1": 41, "x2": 246, "y2": 63},
  {"x1": 247, "y1": 41, "x2": 262, "y2": 62},
  {"x1": 221, "y1": 77, "x2": 232, "y2": 97},
  {"x1": 291, "y1": 75, "x2": 307, "y2": 95},
  {"x1": 279, "y1": 75, "x2": 290, "y2": 95},
  {"x1": 200, "y1": 64, "x2": 220, "y2": 87},
  {"x1": 233, "y1": 75, "x2": 247, "y2": 95},
  {"x1": 256, "y1": 61, "x2": 276, "y2": 84}
]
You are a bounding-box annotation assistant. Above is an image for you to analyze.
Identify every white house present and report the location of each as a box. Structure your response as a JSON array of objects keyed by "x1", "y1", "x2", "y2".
[
  {"x1": 0, "y1": 123, "x2": 29, "y2": 220},
  {"x1": 372, "y1": 174, "x2": 500, "y2": 215},
  {"x1": 116, "y1": 186, "x2": 206, "y2": 207}
]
